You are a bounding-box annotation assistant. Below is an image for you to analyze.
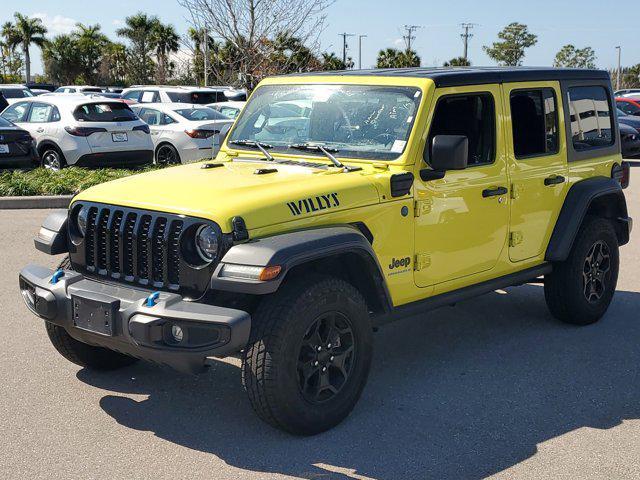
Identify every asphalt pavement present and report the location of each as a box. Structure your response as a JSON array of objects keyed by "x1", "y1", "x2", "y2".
[{"x1": 1, "y1": 176, "x2": 639, "y2": 480}]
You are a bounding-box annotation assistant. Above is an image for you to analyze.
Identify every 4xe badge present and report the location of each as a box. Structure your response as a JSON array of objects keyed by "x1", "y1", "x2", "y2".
[{"x1": 286, "y1": 193, "x2": 340, "y2": 216}]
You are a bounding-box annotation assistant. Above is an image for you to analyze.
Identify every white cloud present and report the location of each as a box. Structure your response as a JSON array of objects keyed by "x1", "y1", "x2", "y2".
[
  {"x1": 393, "y1": 38, "x2": 405, "y2": 48},
  {"x1": 30, "y1": 13, "x2": 77, "y2": 36},
  {"x1": 112, "y1": 19, "x2": 124, "y2": 27}
]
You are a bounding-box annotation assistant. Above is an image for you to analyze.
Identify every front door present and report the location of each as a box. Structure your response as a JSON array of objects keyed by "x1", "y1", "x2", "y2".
[
  {"x1": 503, "y1": 82, "x2": 569, "y2": 262},
  {"x1": 414, "y1": 85, "x2": 510, "y2": 288}
]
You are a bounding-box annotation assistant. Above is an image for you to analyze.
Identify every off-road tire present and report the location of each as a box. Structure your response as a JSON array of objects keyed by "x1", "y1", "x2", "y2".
[
  {"x1": 242, "y1": 274, "x2": 373, "y2": 435},
  {"x1": 47, "y1": 256, "x2": 138, "y2": 370},
  {"x1": 545, "y1": 216, "x2": 619, "y2": 325},
  {"x1": 45, "y1": 322, "x2": 138, "y2": 370}
]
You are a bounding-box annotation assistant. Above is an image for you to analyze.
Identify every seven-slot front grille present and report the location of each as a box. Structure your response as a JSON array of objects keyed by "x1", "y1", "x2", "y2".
[{"x1": 77, "y1": 205, "x2": 185, "y2": 291}]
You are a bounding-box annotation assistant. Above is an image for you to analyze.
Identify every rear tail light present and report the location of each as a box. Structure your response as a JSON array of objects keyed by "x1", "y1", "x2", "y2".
[
  {"x1": 612, "y1": 162, "x2": 630, "y2": 189},
  {"x1": 133, "y1": 124, "x2": 150, "y2": 134},
  {"x1": 64, "y1": 126, "x2": 107, "y2": 137},
  {"x1": 185, "y1": 129, "x2": 216, "y2": 139}
]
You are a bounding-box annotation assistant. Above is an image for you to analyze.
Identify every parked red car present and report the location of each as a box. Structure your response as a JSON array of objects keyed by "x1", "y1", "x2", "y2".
[{"x1": 616, "y1": 97, "x2": 640, "y2": 116}]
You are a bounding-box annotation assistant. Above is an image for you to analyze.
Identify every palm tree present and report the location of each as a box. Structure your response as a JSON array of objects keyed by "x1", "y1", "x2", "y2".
[
  {"x1": 11, "y1": 13, "x2": 47, "y2": 83},
  {"x1": 444, "y1": 56, "x2": 471, "y2": 67},
  {"x1": 150, "y1": 22, "x2": 179, "y2": 84},
  {"x1": 73, "y1": 24, "x2": 108, "y2": 84},
  {"x1": 376, "y1": 48, "x2": 400, "y2": 68},
  {"x1": 116, "y1": 13, "x2": 159, "y2": 84}
]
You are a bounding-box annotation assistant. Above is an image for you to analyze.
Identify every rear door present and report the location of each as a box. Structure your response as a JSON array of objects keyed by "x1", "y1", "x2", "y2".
[{"x1": 503, "y1": 82, "x2": 569, "y2": 262}]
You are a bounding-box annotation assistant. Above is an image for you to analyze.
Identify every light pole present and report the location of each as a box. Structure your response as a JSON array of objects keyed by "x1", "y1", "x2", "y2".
[
  {"x1": 358, "y1": 35, "x2": 367, "y2": 70},
  {"x1": 339, "y1": 33, "x2": 355, "y2": 67},
  {"x1": 615, "y1": 46, "x2": 622, "y2": 91}
]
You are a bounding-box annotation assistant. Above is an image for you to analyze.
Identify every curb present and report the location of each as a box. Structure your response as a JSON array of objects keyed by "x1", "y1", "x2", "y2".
[{"x1": 0, "y1": 195, "x2": 73, "y2": 210}]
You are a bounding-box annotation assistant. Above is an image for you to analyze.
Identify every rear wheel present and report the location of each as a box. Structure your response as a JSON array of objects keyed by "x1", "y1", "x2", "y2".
[
  {"x1": 155, "y1": 144, "x2": 181, "y2": 165},
  {"x1": 41, "y1": 146, "x2": 66, "y2": 171},
  {"x1": 545, "y1": 216, "x2": 619, "y2": 325},
  {"x1": 242, "y1": 275, "x2": 373, "y2": 435}
]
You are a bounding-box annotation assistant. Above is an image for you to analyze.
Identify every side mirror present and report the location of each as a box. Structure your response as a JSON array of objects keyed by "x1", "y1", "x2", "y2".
[{"x1": 420, "y1": 135, "x2": 468, "y2": 181}]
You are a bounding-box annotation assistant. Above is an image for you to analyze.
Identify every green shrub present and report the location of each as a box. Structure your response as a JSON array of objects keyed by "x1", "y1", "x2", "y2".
[{"x1": 0, "y1": 166, "x2": 162, "y2": 196}]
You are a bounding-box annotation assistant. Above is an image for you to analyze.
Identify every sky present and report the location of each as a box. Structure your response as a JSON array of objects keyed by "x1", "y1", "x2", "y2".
[{"x1": 1, "y1": 0, "x2": 637, "y2": 76}]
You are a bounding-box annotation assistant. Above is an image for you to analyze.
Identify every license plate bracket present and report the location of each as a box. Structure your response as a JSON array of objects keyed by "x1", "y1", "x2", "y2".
[
  {"x1": 72, "y1": 292, "x2": 120, "y2": 336},
  {"x1": 112, "y1": 132, "x2": 128, "y2": 142}
]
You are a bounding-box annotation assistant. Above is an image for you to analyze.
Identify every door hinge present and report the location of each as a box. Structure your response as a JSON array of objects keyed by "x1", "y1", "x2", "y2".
[
  {"x1": 511, "y1": 183, "x2": 522, "y2": 200},
  {"x1": 414, "y1": 253, "x2": 431, "y2": 271},
  {"x1": 509, "y1": 231, "x2": 523, "y2": 247},
  {"x1": 414, "y1": 198, "x2": 432, "y2": 217}
]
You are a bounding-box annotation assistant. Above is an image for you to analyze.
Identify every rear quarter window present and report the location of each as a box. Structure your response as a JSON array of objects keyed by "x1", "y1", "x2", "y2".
[
  {"x1": 567, "y1": 86, "x2": 614, "y2": 151},
  {"x1": 73, "y1": 103, "x2": 138, "y2": 122}
]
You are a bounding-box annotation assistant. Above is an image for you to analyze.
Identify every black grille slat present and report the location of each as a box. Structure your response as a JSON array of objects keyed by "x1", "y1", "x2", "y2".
[
  {"x1": 85, "y1": 207, "x2": 98, "y2": 270},
  {"x1": 152, "y1": 217, "x2": 167, "y2": 284},
  {"x1": 72, "y1": 203, "x2": 214, "y2": 298},
  {"x1": 137, "y1": 215, "x2": 152, "y2": 282},
  {"x1": 167, "y1": 221, "x2": 183, "y2": 286},
  {"x1": 123, "y1": 213, "x2": 137, "y2": 278},
  {"x1": 96, "y1": 209, "x2": 110, "y2": 272},
  {"x1": 109, "y1": 211, "x2": 124, "y2": 275}
]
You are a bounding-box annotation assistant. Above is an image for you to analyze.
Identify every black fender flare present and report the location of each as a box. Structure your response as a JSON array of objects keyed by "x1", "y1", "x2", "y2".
[
  {"x1": 211, "y1": 225, "x2": 393, "y2": 311},
  {"x1": 545, "y1": 176, "x2": 630, "y2": 262}
]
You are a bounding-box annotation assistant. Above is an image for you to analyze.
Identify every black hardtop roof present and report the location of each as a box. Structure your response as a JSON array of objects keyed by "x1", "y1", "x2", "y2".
[{"x1": 287, "y1": 67, "x2": 610, "y2": 87}]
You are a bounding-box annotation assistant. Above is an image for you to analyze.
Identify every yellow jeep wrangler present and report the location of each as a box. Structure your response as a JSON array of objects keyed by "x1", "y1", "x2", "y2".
[{"x1": 20, "y1": 67, "x2": 632, "y2": 435}]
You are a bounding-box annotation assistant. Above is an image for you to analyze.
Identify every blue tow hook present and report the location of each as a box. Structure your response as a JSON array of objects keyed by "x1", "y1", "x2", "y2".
[
  {"x1": 145, "y1": 291, "x2": 161, "y2": 307},
  {"x1": 50, "y1": 269, "x2": 64, "y2": 284}
]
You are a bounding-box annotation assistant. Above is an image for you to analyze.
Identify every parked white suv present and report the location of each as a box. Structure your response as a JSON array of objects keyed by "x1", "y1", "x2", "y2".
[
  {"x1": 0, "y1": 85, "x2": 35, "y2": 105},
  {"x1": 131, "y1": 103, "x2": 233, "y2": 164},
  {"x1": 54, "y1": 85, "x2": 104, "y2": 94},
  {"x1": 121, "y1": 86, "x2": 246, "y2": 105},
  {"x1": 0, "y1": 95, "x2": 153, "y2": 170}
]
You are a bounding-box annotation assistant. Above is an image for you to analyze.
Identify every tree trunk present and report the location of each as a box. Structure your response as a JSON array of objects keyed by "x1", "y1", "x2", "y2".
[{"x1": 24, "y1": 44, "x2": 30, "y2": 83}]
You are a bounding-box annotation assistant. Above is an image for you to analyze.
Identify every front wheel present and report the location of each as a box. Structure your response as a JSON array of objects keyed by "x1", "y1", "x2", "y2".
[
  {"x1": 242, "y1": 275, "x2": 373, "y2": 435},
  {"x1": 545, "y1": 216, "x2": 619, "y2": 325},
  {"x1": 45, "y1": 322, "x2": 138, "y2": 370}
]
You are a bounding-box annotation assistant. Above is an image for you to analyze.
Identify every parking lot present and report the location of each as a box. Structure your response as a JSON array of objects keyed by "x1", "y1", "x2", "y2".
[{"x1": 0, "y1": 170, "x2": 638, "y2": 480}]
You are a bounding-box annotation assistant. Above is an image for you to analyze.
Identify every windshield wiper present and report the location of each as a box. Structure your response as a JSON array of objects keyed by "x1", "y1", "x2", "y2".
[
  {"x1": 229, "y1": 139, "x2": 274, "y2": 161},
  {"x1": 289, "y1": 143, "x2": 347, "y2": 170}
]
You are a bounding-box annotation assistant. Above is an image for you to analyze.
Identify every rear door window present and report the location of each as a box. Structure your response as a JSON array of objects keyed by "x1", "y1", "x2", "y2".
[
  {"x1": 74, "y1": 102, "x2": 138, "y2": 122},
  {"x1": 140, "y1": 91, "x2": 159, "y2": 103},
  {"x1": 27, "y1": 103, "x2": 54, "y2": 123},
  {"x1": 510, "y1": 89, "x2": 559, "y2": 158},
  {"x1": 567, "y1": 86, "x2": 614, "y2": 150}
]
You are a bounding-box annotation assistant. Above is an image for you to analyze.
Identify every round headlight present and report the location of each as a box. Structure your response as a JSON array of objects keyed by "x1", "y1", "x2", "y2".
[
  {"x1": 76, "y1": 205, "x2": 89, "y2": 237},
  {"x1": 195, "y1": 225, "x2": 219, "y2": 262}
]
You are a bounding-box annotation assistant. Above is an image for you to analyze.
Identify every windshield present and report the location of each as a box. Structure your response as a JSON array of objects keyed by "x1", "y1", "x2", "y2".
[
  {"x1": 1, "y1": 88, "x2": 33, "y2": 99},
  {"x1": 174, "y1": 107, "x2": 228, "y2": 121},
  {"x1": 228, "y1": 84, "x2": 422, "y2": 160}
]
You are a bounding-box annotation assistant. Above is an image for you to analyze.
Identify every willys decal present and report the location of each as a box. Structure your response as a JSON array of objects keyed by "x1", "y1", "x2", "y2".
[{"x1": 286, "y1": 193, "x2": 340, "y2": 216}]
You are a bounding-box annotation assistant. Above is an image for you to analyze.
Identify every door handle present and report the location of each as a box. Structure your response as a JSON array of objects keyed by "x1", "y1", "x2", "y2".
[
  {"x1": 36, "y1": 128, "x2": 44, "y2": 133},
  {"x1": 482, "y1": 186, "x2": 508, "y2": 198},
  {"x1": 544, "y1": 175, "x2": 565, "y2": 186}
]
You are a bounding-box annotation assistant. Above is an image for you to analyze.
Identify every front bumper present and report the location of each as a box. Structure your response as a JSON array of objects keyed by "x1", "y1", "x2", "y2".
[{"x1": 18, "y1": 264, "x2": 251, "y2": 374}]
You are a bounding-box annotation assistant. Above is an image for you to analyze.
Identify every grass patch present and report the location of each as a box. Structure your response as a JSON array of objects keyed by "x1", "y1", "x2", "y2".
[{"x1": 0, "y1": 166, "x2": 162, "y2": 196}]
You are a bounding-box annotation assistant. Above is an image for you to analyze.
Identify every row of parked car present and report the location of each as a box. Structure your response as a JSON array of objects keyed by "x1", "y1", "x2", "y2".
[
  {"x1": 0, "y1": 84, "x2": 247, "y2": 170},
  {"x1": 615, "y1": 90, "x2": 640, "y2": 159}
]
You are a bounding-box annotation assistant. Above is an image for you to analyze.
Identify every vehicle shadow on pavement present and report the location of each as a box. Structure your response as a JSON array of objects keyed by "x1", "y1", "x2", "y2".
[{"x1": 77, "y1": 284, "x2": 640, "y2": 480}]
